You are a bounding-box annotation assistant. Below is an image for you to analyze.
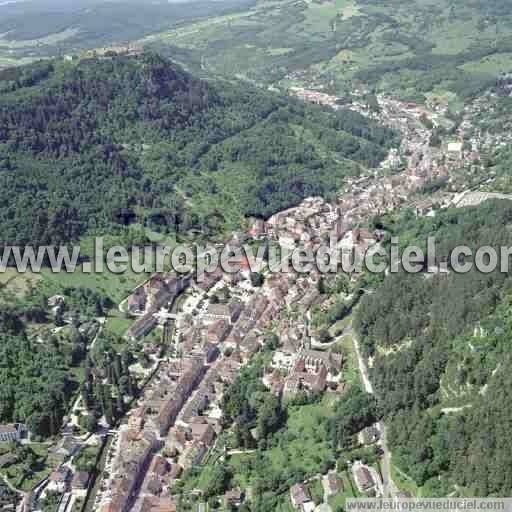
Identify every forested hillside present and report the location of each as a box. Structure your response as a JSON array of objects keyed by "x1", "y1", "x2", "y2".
[
  {"x1": 0, "y1": 53, "x2": 398, "y2": 248},
  {"x1": 150, "y1": 0, "x2": 512, "y2": 102},
  {"x1": 355, "y1": 200, "x2": 512, "y2": 496}
]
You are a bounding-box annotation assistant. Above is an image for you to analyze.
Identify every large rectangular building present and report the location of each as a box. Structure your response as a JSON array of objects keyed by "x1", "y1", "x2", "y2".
[{"x1": 0, "y1": 424, "x2": 22, "y2": 442}]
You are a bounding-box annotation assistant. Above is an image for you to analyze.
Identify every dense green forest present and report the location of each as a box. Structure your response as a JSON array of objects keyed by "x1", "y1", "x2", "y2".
[
  {"x1": 0, "y1": 311, "x2": 138, "y2": 438},
  {"x1": 0, "y1": 299, "x2": 85, "y2": 438},
  {"x1": 355, "y1": 200, "x2": 512, "y2": 496},
  {"x1": 0, "y1": 53, "x2": 398, "y2": 249},
  {"x1": 0, "y1": 278, "x2": 139, "y2": 438}
]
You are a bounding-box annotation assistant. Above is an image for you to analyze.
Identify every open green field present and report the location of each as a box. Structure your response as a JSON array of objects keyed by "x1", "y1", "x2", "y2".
[
  {"x1": 266, "y1": 398, "x2": 336, "y2": 473},
  {"x1": 1, "y1": 241, "x2": 151, "y2": 307},
  {"x1": 105, "y1": 311, "x2": 134, "y2": 337},
  {"x1": 460, "y1": 52, "x2": 512, "y2": 74},
  {"x1": 183, "y1": 395, "x2": 338, "y2": 507},
  {"x1": 0, "y1": 28, "x2": 79, "y2": 50},
  {"x1": 0, "y1": 56, "x2": 36, "y2": 69},
  {"x1": 228, "y1": 396, "x2": 337, "y2": 482},
  {"x1": 0, "y1": 268, "x2": 17, "y2": 285},
  {"x1": 338, "y1": 332, "x2": 361, "y2": 388},
  {"x1": 41, "y1": 264, "x2": 149, "y2": 305},
  {"x1": 0, "y1": 269, "x2": 42, "y2": 297}
]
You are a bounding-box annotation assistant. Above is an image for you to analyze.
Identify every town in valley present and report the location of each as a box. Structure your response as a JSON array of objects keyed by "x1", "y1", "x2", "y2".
[{"x1": 2, "y1": 62, "x2": 511, "y2": 512}]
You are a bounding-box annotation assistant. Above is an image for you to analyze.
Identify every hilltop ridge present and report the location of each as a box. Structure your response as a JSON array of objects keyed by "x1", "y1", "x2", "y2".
[{"x1": 0, "y1": 52, "x2": 399, "y2": 248}]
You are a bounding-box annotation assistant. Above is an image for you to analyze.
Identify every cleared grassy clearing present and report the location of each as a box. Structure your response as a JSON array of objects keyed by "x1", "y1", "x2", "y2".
[
  {"x1": 185, "y1": 396, "x2": 338, "y2": 506},
  {"x1": 0, "y1": 269, "x2": 42, "y2": 297},
  {"x1": 0, "y1": 268, "x2": 17, "y2": 285},
  {"x1": 338, "y1": 333, "x2": 361, "y2": 388},
  {"x1": 460, "y1": 52, "x2": 512, "y2": 74},
  {"x1": 41, "y1": 264, "x2": 149, "y2": 305},
  {"x1": 430, "y1": 19, "x2": 479, "y2": 55},
  {"x1": 0, "y1": 56, "x2": 38, "y2": 70},
  {"x1": 0, "y1": 28, "x2": 80, "y2": 49},
  {"x1": 105, "y1": 311, "x2": 134, "y2": 337},
  {"x1": 268, "y1": 399, "x2": 335, "y2": 474}
]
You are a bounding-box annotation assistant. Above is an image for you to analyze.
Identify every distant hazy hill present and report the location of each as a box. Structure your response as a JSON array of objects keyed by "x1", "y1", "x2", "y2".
[
  {"x1": 0, "y1": 0, "x2": 255, "y2": 64},
  {"x1": 0, "y1": 53, "x2": 398, "y2": 247},
  {"x1": 147, "y1": 0, "x2": 512, "y2": 100}
]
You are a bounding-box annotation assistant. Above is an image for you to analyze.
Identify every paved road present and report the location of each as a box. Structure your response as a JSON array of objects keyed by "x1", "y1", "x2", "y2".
[
  {"x1": 1, "y1": 474, "x2": 26, "y2": 512},
  {"x1": 226, "y1": 449, "x2": 256, "y2": 456},
  {"x1": 352, "y1": 334, "x2": 399, "y2": 498},
  {"x1": 352, "y1": 334, "x2": 373, "y2": 394}
]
